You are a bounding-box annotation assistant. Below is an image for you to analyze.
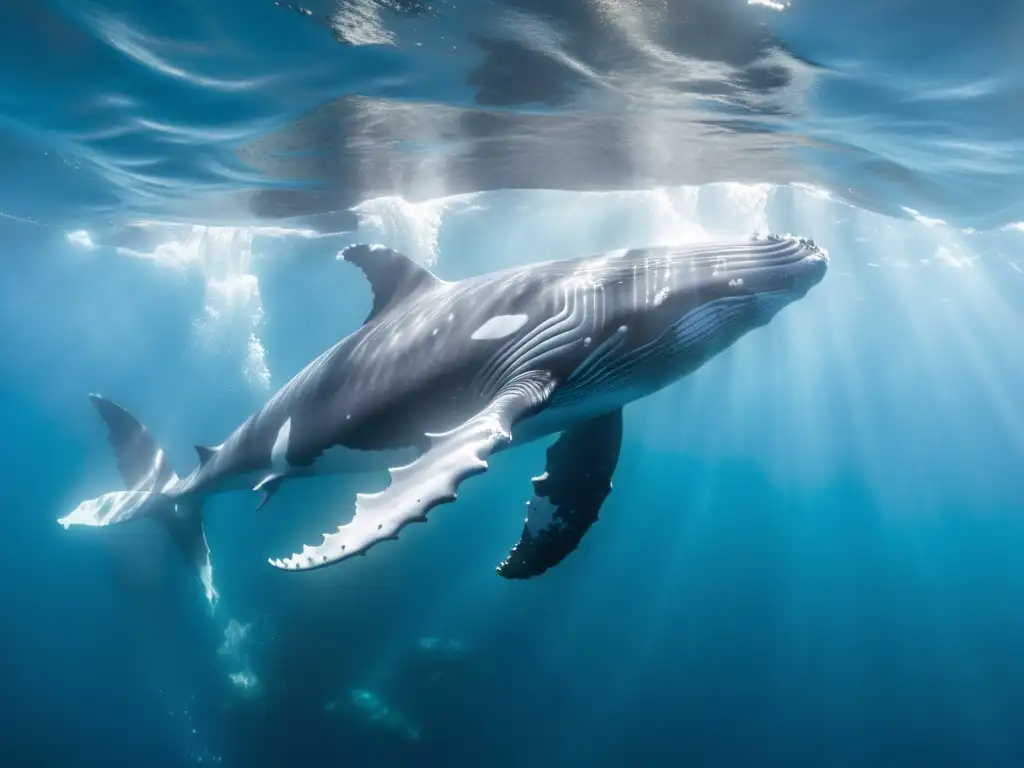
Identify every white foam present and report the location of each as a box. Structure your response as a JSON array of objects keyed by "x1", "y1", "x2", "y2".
[
  {"x1": 0, "y1": 210, "x2": 39, "y2": 225},
  {"x1": 330, "y1": 0, "x2": 395, "y2": 46},
  {"x1": 245, "y1": 333, "x2": 271, "y2": 389},
  {"x1": 219, "y1": 618, "x2": 260, "y2": 695},
  {"x1": 722, "y1": 182, "x2": 773, "y2": 234},
  {"x1": 934, "y1": 245, "x2": 971, "y2": 269},
  {"x1": 118, "y1": 224, "x2": 273, "y2": 389},
  {"x1": 229, "y1": 671, "x2": 259, "y2": 691},
  {"x1": 902, "y1": 206, "x2": 948, "y2": 229},
  {"x1": 66, "y1": 230, "x2": 95, "y2": 249},
  {"x1": 218, "y1": 618, "x2": 251, "y2": 656},
  {"x1": 353, "y1": 193, "x2": 480, "y2": 267}
]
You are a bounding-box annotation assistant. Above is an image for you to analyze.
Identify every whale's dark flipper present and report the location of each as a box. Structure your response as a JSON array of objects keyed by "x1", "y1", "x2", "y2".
[
  {"x1": 58, "y1": 395, "x2": 218, "y2": 606},
  {"x1": 269, "y1": 372, "x2": 557, "y2": 571},
  {"x1": 497, "y1": 408, "x2": 623, "y2": 579}
]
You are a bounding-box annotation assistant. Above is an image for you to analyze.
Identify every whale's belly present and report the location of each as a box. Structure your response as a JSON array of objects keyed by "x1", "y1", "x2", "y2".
[
  {"x1": 308, "y1": 443, "x2": 421, "y2": 476},
  {"x1": 506, "y1": 383, "x2": 640, "y2": 449}
]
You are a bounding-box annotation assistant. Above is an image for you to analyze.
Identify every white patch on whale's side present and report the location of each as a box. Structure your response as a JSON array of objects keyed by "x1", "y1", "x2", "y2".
[
  {"x1": 471, "y1": 314, "x2": 529, "y2": 340},
  {"x1": 271, "y1": 418, "x2": 292, "y2": 470}
]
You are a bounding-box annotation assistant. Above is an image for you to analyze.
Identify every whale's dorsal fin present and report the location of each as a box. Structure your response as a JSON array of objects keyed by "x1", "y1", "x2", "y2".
[{"x1": 341, "y1": 244, "x2": 443, "y2": 323}]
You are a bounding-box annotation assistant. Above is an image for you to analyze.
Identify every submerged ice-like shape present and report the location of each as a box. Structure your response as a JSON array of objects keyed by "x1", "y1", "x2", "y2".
[
  {"x1": 218, "y1": 618, "x2": 251, "y2": 657},
  {"x1": 324, "y1": 688, "x2": 422, "y2": 743},
  {"x1": 417, "y1": 636, "x2": 467, "y2": 656},
  {"x1": 228, "y1": 671, "x2": 260, "y2": 694},
  {"x1": 219, "y1": 618, "x2": 260, "y2": 698}
]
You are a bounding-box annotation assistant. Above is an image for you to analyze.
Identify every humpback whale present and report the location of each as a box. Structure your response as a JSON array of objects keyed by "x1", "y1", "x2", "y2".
[{"x1": 59, "y1": 234, "x2": 827, "y2": 603}]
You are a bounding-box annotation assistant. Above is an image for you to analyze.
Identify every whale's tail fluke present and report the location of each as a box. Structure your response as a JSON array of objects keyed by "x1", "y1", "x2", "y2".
[{"x1": 58, "y1": 395, "x2": 218, "y2": 607}]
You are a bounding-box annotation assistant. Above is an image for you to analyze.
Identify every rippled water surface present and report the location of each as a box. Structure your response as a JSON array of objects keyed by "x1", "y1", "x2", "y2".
[{"x1": 3, "y1": 0, "x2": 1023, "y2": 234}]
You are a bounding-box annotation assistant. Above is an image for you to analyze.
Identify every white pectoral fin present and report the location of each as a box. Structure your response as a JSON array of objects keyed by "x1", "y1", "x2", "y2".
[{"x1": 268, "y1": 373, "x2": 556, "y2": 571}]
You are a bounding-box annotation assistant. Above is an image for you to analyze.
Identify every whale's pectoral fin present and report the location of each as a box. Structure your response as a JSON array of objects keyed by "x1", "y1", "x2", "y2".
[
  {"x1": 253, "y1": 473, "x2": 286, "y2": 511},
  {"x1": 497, "y1": 407, "x2": 623, "y2": 579},
  {"x1": 268, "y1": 372, "x2": 557, "y2": 571}
]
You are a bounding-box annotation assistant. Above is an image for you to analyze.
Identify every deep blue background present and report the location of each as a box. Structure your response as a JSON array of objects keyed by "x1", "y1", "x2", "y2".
[{"x1": 1, "y1": 1, "x2": 1023, "y2": 766}]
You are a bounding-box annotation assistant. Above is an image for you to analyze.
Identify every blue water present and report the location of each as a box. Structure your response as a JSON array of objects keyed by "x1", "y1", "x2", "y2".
[{"x1": 2, "y1": 1, "x2": 1024, "y2": 765}]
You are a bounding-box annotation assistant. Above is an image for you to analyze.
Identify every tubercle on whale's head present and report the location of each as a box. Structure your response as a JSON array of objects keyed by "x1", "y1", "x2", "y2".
[
  {"x1": 692, "y1": 232, "x2": 829, "y2": 320},
  {"x1": 736, "y1": 231, "x2": 829, "y2": 295},
  {"x1": 639, "y1": 232, "x2": 829, "y2": 336}
]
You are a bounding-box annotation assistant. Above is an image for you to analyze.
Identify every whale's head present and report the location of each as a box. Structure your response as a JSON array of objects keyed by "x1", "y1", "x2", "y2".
[
  {"x1": 658, "y1": 232, "x2": 828, "y2": 320},
  {"x1": 611, "y1": 233, "x2": 828, "y2": 377},
  {"x1": 694, "y1": 232, "x2": 828, "y2": 318}
]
